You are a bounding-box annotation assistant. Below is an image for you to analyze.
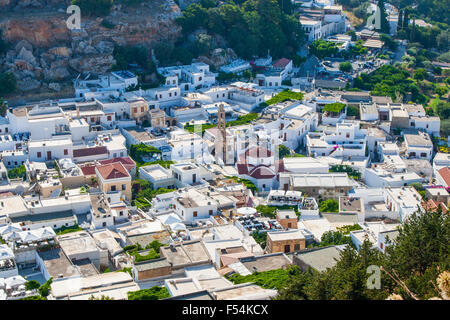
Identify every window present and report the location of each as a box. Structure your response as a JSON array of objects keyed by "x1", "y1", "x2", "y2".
[
  {"x1": 294, "y1": 244, "x2": 300, "y2": 251},
  {"x1": 133, "y1": 108, "x2": 137, "y2": 113},
  {"x1": 284, "y1": 245, "x2": 290, "y2": 253},
  {"x1": 111, "y1": 185, "x2": 116, "y2": 191},
  {"x1": 122, "y1": 184, "x2": 126, "y2": 190},
  {"x1": 119, "y1": 211, "x2": 123, "y2": 216},
  {"x1": 174, "y1": 91, "x2": 177, "y2": 96},
  {"x1": 169, "y1": 93, "x2": 172, "y2": 97},
  {"x1": 37, "y1": 152, "x2": 41, "y2": 158},
  {"x1": 103, "y1": 222, "x2": 106, "y2": 227},
  {"x1": 193, "y1": 211, "x2": 197, "y2": 217},
  {"x1": 64, "y1": 149, "x2": 68, "y2": 155},
  {"x1": 107, "y1": 115, "x2": 112, "y2": 121},
  {"x1": 420, "y1": 153, "x2": 427, "y2": 158},
  {"x1": 91, "y1": 117, "x2": 95, "y2": 123},
  {"x1": 209, "y1": 210, "x2": 213, "y2": 215},
  {"x1": 141, "y1": 107, "x2": 144, "y2": 112}
]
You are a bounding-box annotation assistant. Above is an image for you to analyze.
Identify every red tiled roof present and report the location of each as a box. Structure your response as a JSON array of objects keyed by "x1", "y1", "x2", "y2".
[
  {"x1": 244, "y1": 147, "x2": 272, "y2": 158},
  {"x1": 438, "y1": 167, "x2": 450, "y2": 186},
  {"x1": 237, "y1": 163, "x2": 249, "y2": 175},
  {"x1": 423, "y1": 199, "x2": 448, "y2": 214},
  {"x1": 73, "y1": 146, "x2": 108, "y2": 158},
  {"x1": 100, "y1": 157, "x2": 136, "y2": 172},
  {"x1": 249, "y1": 165, "x2": 276, "y2": 179},
  {"x1": 0, "y1": 192, "x2": 14, "y2": 198},
  {"x1": 81, "y1": 165, "x2": 96, "y2": 176},
  {"x1": 96, "y1": 162, "x2": 130, "y2": 180},
  {"x1": 273, "y1": 58, "x2": 291, "y2": 69}
]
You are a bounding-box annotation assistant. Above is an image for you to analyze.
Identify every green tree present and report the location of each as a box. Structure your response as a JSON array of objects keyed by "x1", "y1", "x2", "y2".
[
  {"x1": 25, "y1": 280, "x2": 41, "y2": 291},
  {"x1": 319, "y1": 199, "x2": 339, "y2": 213},
  {"x1": 377, "y1": 0, "x2": 390, "y2": 34},
  {"x1": 384, "y1": 210, "x2": 450, "y2": 299},
  {"x1": 414, "y1": 68, "x2": 427, "y2": 80},
  {"x1": 339, "y1": 61, "x2": 353, "y2": 73},
  {"x1": 39, "y1": 278, "x2": 53, "y2": 297},
  {"x1": 71, "y1": 0, "x2": 113, "y2": 16},
  {"x1": 310, "y1": 39, "x2": 339, "y2": 59},
  {"x1": 277, "y1": 144, "x2": 291, "y2": 158},
  {"x1": 0, "y1": 29, "x2": 8, "y2": 56},
  {"x1": 434, "y1": 86, "x2": 448, "y2": 98},
  {"x1": 0, "y1": 98, "x2": 7, "y2": 117},
  {"x1": 0, "y1": 72, "x2": 17, "y2": 95}
]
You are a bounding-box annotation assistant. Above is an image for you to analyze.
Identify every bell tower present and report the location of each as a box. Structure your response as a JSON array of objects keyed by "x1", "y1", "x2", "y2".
[{"x1": 216, "y1": 104, "x2": 227, "y2": 165}]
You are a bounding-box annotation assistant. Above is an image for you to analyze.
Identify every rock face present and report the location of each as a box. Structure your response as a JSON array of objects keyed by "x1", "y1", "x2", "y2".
[{"x1": 0, "y1": 0, "x2": 182, "y2": 92}]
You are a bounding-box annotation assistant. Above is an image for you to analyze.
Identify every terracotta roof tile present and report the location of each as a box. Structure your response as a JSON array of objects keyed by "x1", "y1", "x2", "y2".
[
  {"x1": 73, "y1": 146, "x2": 108, "y2": 158},
  {"x1": 96, "y1": 162, "x2": 130, "y2": 180},
  {"x1": 438, "y1": 167, "x2": 450, "y2": 186},
  {"x1": 273, "y1": 58, "x2": 291, "y2": 69},
  {"x1": 99, "y1": 157, "x2": 136, "y2": 172}
]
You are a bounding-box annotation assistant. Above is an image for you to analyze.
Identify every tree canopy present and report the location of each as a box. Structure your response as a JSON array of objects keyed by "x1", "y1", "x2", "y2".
[{"x1": 175, "y1": 0, "x2": 304, "y2": 59}]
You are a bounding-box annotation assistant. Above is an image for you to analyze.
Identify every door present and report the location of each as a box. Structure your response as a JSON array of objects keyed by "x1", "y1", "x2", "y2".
[
  {"x1": 284, "y1": 245, "x2": 290, "y2": 253},
  {"x1": 47, "y1": 151, "x2": 52, "y2": 160}
]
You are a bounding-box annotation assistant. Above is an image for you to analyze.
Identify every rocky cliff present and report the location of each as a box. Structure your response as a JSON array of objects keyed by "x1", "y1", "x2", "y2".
[{"x1": 0, "y1": 0, "x2": 182, "y2": 93}]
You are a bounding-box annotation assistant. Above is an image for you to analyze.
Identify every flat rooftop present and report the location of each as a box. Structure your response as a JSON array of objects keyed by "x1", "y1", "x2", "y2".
[
  {"x1": 339, "y1": 197, "x2": 363, "y2": 213},
  {"x1": 267, "y1": 229, "x2": 305, "y2": 241},
  {"x1": 57, "y1": 231, "x2": 99, "y2": 257},
  {"x1": 38, "y1": 248, "x2": 80, "y2": 279},
  {"x1": 160, "y1": 240, "x2": 210, "y2": 269},
  {"x1": 294, "y1": 246, "x2": 343, "y2": 272},
  {"x1": 239, "y1": 253, "x2": 292, "y2": 273}
]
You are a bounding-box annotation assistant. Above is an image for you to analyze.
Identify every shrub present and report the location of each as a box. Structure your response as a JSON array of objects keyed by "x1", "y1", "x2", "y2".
[
  {"x1": 0, "y1": 72, "x2": 17, "y2": 95},
  {"x1": 266, "y1": 89, "x2": 304, "y2": 105},
  {"x1": 228, "y1": 266, "x2": 300, "y2": 291},
  {"x1": 71, "y1": 0, "x2": 113, "y2": 17},
  {"x1": 339, "y1": 62, "x2": 353, "y2": 73},
  {"x1": 54, "y1": 224, "x2": 82, "y2": 235},
  {"x1": 7, "y1": 165, "x2": 26, "y2": 180},
  {"x1": 127, "y1": 286, "x2": 170, "y2": 300},
  {"x1": 25, "y1": 280, "x2": 41, "y2": 291},
  {"x1": 319, "y1": 199, "x2": 339, "y2": 213},
  {"x1": 20, "y1": 295, "x2": 46, "y2": 300},
  {"x1": 323, "y1": 103, "x2": 345, "y2": 113},
  {"x1": 39, "y1": 278, "x2": 53, "y2": 297}
]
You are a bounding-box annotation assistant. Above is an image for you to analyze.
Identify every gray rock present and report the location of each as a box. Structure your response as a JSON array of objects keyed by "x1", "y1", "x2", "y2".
[
  {"x1": 18, "y1": 78, "x2": 41, "y2": 91},
  {"x1": 14, "y1": 40, "x2": 33, "y2": 53},
  {"x1": 48, "y1": 47, "x2": 72, "y2": 57},
  {"x1": 69, "y1": 54, "x2": 114, "y2": 73},
  {"x1": 17, "y1": 47, "x2": 37, "y2": 66},
  {"x1": 48, "y1": 82, "x2": 61, "y2": 92},
  {"x1": 44, "y1": 66, "x2": 70, "y2": 81},
  {"x1": 95, "y1": 41, "x2": 114, "y2": 55}
]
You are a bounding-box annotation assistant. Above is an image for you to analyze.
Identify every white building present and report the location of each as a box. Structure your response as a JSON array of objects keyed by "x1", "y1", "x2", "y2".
[
  {"x1": 74, "y1": 71, "x2": 138, "y2": 98},
  {"x1": 404, "y1": 131, "x2": 433, "y2": 161},
  {"x1": 385, "y1": 187, "x2": 423, "y2": 222},
  {"x1": 306, "y1": 121, "x2": 367, "y2": 158},
  {"x1": 220, "y1": 59, "x2": 251, "y2": 75}
]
